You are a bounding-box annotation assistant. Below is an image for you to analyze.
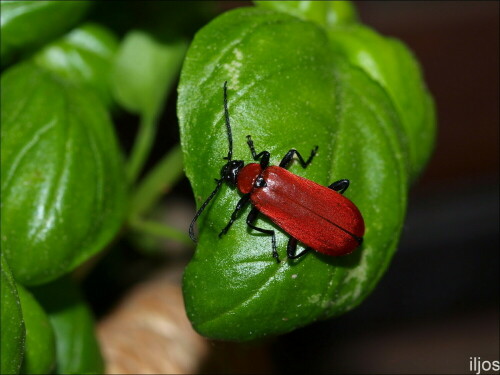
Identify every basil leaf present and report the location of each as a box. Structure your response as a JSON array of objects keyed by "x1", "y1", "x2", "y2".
[
  {"x1": 1, "y1": 62, "x2": 127, "y2": 285},
  {"x1": 33, "y1": 23, "x2": 119, "y2": 107},
  {"x1": 111, "y1": 31, "x2": 187, "y2": 182},
  {"x1": 179, "y1": 8, "x2": 409, "y2": 340},
  {"x1": 17, "y1": 285, "x2": 56, "y2": 375},
  {"x1": 111, "y1": 31, "x2": 187, "y2": 117},
  {"x1": 31, "y1": 277, "x2": 104, "y2": 375},
  {"x1": 0, "y1": 1, "x2": 91, "y2": 66},
  {"x1": 1, "y1": 255, "x2": 25, "y2": 375},
  {"x1": 254, "y1": 1, "x2": 435, "y2": 180},
  {"x1": 327, "y1": 23, "x2": 436, "y2": 180},
  {"x1": 254, "y1": 0, "x2": 358, "y2": 27}
]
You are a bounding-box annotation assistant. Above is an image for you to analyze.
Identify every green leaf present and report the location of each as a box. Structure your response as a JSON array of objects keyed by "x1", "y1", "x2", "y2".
[
  {"x1": 0, "y1": 1, "x2": 91, "y2": 66},
  {"x1": 17, "y1": 285, "x2": 56, "y2": 375},
  {"x1": 112, "y1": 31, "x2": 187, "y2": 117},
  {"x1": 111, "y1": 31, "x2": 188, "y2": 182},
  {"x1": 30, "y1": 277, "x2": 104, "y2": 375},
  {"x1": 178, "y1": 8, "x2": 409, "y2": 341},
  {"x1": 254, "y1": 0, "x2": 358, "y2": 28},
  {"x1": 327, "y1": 23, "x2": 436, "y2": 180},
  {"x1": 1, "y1": 62, "x2": 127, "y2": 285},
  {"x1": 33, "y1": 23, "x2": 119, "y2": 107},
  {"x1": 1, "y1": 255, "x2": 25, "y2": 375}
]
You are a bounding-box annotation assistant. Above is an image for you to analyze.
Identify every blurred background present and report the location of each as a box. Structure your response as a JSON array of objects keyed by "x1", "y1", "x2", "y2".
[{"x1": 82, "y1": 1, "x2": 499, "y2": 374}]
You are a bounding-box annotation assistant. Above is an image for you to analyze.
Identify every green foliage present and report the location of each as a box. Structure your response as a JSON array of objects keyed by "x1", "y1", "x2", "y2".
[
  {"x1": 178, "y1": 6, "x2": 433, "y2": 340},
  {"x1": 112, "y1": 31, "x2": 187, "y2": 117},
  {"x1": 1, "y1": 62, "x2": 126, "y2": 285},
  {"x1": 0, "y1": 1, "x2": 91, "y2": 66},
  {"x1": 33, "y1": 23, "x2": 119, "y2": 107},
  {"x1": 327, "y1": 24, "x2": 436, "y2": 180},
  {"x1": 255, "y1": 0, "x2": 358, "y2": 27},
  {"x1": 1, "y1": 0, "x2": 435, "y2": 360},
  {"x1": 1, "y1": 256, "x2": 25, "y2": 375},
  {"x1": 31, "y1": 277, "x2": 104, "y2": 374},
  {"x1": 1, "y1": 1, "x2": 192, "y2": 370},
  {"x1": 111, "y1": 31, "x2": 187, "y2": 182},
  {"x1": 256, "y1": 1, "x2": 436, "y2": 180},
  {"x1": 17, "y1": 285, "x2": 56, "y2": 375}
]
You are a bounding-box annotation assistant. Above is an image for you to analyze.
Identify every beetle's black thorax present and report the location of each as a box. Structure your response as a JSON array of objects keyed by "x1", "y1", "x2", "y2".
[{"x1": 221, "y1": 160, "x2": 244, "y2": 186}]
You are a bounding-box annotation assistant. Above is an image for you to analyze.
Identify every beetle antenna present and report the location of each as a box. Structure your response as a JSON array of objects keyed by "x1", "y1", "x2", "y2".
[
  {"x1": 223, "y1": 81, "x2": 233, "y2": 161},
  {"x1": 189, "y1": 178, "x2": 224, "y2": 242}
]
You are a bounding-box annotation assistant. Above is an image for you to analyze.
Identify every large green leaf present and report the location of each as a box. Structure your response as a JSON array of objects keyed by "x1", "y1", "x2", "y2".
[
  {"x1": 17, "y1": 285, "x2": 56, "y2": 375},
  {"x1": 0, "y1": 1, "x2": 91, "y2": 66},
  {"x1": 1, "y1": 255, "x2": 25, "y2": 375},
  {"x1": 1, "y1": 62, "x2": 126, "y2": 285},
  {"x1": 179, "y1": 8, "x2": 410, "y2": 340},
  {"x1": 33, "y1": 23, "x2": 119, "y2": 107},
  {"x1": 30, "y1": 277, "x2": 104, "y2": 375}
]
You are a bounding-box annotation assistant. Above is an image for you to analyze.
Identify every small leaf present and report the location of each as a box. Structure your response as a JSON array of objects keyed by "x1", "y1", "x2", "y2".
[
  {"x1": 111, "y1": 31, "x2": 187, "y2": 117},
  {"x1": 17, "y1": 285, "x2": 56, "y2": 375},
  {"x1": 0, "y1": 1, "x2": 91, "y2": 66},
  {"x1": 254, "y1": 0, "x2": 358, "y2": 28},
  {"x1": 1, "y1": 62, "x2": 127, "y2": 285},
  {"x1": 31, "y1": 277, "x2": 104, "y2": 375},
  {"x1": 179, "y1": 8, "x2": 410, "y2": 340},
  {"x1": 1, "y1": 255, "x2": 25, "y2": 375},
  {"x1": 111, "y1": 31, "x2": 188, "y2": 182},
  {"x1": 328, "y1": 23, "x2": 436, "y2": 179},
  {"x1": 33, "y1": 23, "x2": 119, "y2": 107}
]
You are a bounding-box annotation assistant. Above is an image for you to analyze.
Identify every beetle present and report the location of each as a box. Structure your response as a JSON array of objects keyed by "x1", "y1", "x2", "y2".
[{"x1": 189, "y1": 81, "x2": 365, "y2": 263}]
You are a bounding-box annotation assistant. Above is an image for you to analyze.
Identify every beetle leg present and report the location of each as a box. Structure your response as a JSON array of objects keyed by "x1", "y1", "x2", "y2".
[
  {"x1": 246, "y1": 135, "x2": 270, "y2": 169},
  {"x1": 279, "y1": 146, "x2": 318, "y2": 169},
  {"x1": 328, "y1": 179, "x2": 350, "y2": 194},
  {"x1": 219, "y1": 194, "x2": 250, "y2": 238},
  {"x1": 286, "y1": 237, "x2": 310, "y2": 259},
  {"x1": 246, "y1": 208, "x2": 280, "y2": 263}
]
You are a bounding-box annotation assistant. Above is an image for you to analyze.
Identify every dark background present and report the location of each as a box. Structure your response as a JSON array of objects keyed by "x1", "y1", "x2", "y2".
[{"x1": 84, "y1": 1, "x2": 499, "y2": 374}]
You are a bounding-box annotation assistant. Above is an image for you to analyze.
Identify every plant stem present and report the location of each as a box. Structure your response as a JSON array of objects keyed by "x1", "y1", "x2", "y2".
[
  {"x1": 128, "y1": 218, "x2": 192, "y2": 246},
  {"x1": 128, "y1": 144, "x2": 184, "y2": 220},
  {"x1": 126, "y1": 112, "x2": 157, "y2": 184}
]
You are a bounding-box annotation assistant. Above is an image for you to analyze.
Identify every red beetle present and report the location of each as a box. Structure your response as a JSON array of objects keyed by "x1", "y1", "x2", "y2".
[{"x1": 189, "y1": 82, "x2": 365, "y2": 263}]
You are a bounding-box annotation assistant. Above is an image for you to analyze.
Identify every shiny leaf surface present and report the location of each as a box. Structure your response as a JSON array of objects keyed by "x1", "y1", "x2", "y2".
[
  {"x1": 0, "y1": 1, "x2": 90, "y2": 66},
  {"x1": 1, "y1": 62, "x2": 126, "y2": 285},
  {"x1": 33, "y1": 23, "x2": 119, "y2": 107}
]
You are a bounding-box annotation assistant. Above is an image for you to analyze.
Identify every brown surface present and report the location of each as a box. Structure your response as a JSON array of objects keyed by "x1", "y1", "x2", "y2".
[{"x1": 97, "y1": 273, "x2": 208, "y2": 374}]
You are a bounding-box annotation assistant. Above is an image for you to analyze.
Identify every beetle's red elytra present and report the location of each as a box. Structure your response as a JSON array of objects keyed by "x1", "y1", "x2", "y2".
[
  {"x1": 189, "y1": 82, "x2": 365, "y2": 263},
  {"x1": 241, "y1": 165, "x2": 364, "y2": 256}
]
